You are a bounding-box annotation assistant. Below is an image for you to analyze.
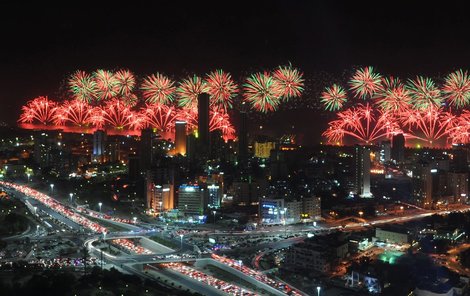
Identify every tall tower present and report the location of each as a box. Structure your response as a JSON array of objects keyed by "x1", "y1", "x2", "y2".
[
  {"x1": 392, "y1": 133, "x2": 405, "y2": 164},
  {"x1": 355, "y1": 145, "x2": 372, "y2": 198},
  {"x1": 238, "y1": 111, "x2": 248, "y2": 167},
  {"x1": 92, "y1": 130, "x2": 106, "y2": 163},
  {"x1": 175, "y1": 121, "x2": 187, "y2": 156},
  {"x1": 198, "y1": 93, "x2": 210, "y2": 155},
  {"x1": 140, "y1": 128, "x2": 157, "y2": 173}
]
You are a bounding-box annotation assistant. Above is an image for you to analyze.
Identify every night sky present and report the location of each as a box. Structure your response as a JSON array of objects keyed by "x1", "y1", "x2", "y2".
[{"x1": 1, "y1": 1, "x2": 470, "y2": 134}]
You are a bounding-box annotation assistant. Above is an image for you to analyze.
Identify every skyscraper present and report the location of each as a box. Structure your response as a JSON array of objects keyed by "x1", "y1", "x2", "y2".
[
  {"x1": 391, "y1": 133, "x2": 405, "y2": 164},
  {"x1": 354, "y1": 145, "x2": 372, "y2": 198},
  {"x1": 140, "y1": 128, "x2": 158, "y2": 173},
  {"x1": 238, "y1": 111, "x2": 248, "y2": 166},
  {"x1": 451, "y1": 143, "x2": 468, "y2": 172},
  {"x1": 92, "y1": 130, "x2": 106, "y2": 163},
  {"x1": 197, "y1": 93, "x2": 210, "y2": 155},
  {"x1": 175, "y1": 121, "x2": 187, "y2": 156}
]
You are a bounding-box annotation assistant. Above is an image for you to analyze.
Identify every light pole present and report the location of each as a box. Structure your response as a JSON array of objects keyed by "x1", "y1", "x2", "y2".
[
  {"x1": 69, "y1": 193, "x2": 73, "y2": 205},
  {"x1": 212, "y1": 210, "x2": 217, "y2": 233},
  {"x1": 133, "y1": 217, "x2": 137, "y2": 224},
  {"x1": 180, "y1": 234, "x2": 184, "y2": 261},
  {"x1": 26, "y1": 173, "x2": 30, "y2": 182},
  {"x1": 33, "y1": 206, "x2": 37, "y2": 215},
  {"x1": 284, "y1": 207, "x2": 288, "y2": 237},
  {"x1": 317, "y1": 286, "x2": 321, "y2": 296},
  {"x1": 98, "y1": 202, "x2": 102, "y2": 213},
  {"x1": 50, "y1": 184, "x2": 54, "y2": 196}
]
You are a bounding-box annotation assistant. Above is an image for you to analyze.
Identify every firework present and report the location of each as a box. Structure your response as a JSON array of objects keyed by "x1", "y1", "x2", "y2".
[
  {"x1": 115, "y1": 69, "x2": 136, "y2": 97},
  {"x1": 54, "y1": 100, "x2": 93, "y2": 126},
  {"x1": 179, "y1": 106, "x2": 198, "y2": 131},
  {"x1": 322, "y1": 104, "x2": 400, "y2": 145},
  {"x1": 272, "y1": 64, "x2": 304, "y2": 100},
  {"x1": 243, "y1": 72, "x2": 282, "y2": 113},
  {"x1": 140, "y1": 103, "x2": 178, "y2": 132},
  {"x1": 374, "y1": 77, "x2": 411, "y2": 111},
  {"x1": 448, "y1": 111, "x2": 470, "y2": 144},
  {"x1": 349, "y1": 67, "x2": 382, "y2": 99},
  {"x1": 92, "y1": 99, "x2": 138, "y2": 129},
  {"x1": 141, "y1": 73, "x2": 176, "y2": 105},
  {"x1": 93, "y1": 69, "x2": 119, "y2": 101},
  {"x1": 205, "y1": 70, "x2": 238, "y2": 110},
  {"x1": 406, "y1": 76, "x2": 442, "y2": 109},
  {"x1": 209, "y1": 107, "x2": 236, "y2": 139},
  {"x1": 320, "y1": 84, "x2": 347, "y2": 111},
  {"x1": 442, "y1": 70, "x2": 470, "y2": 108},
  {"x1": 177, "y1": 75, "x2": 207, "y2": 107},
  {"x1": 68, "y1": 70, "x2": 97, "y2": 103},
  {"x1": 400, "y1": 106, "x2": 456, "y2": 145},
  {"x1": 18, "y1": 96, "x2": 57, "y2": 125}
]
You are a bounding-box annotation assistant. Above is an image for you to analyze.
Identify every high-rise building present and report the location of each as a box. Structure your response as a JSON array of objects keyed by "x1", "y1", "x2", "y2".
[
  {"x1": 238, "y1": 111, "x2": 248, "y2": 166},
  {"x1": 303, "y1": 196, "x2": 321, "y2": 220},
  {"x1": 447, "y1": 171, "x2": 468, "y2": 203},
  {"x1": 354, "y1": 145, "x2": 372, "y2": 198},
  {"x1": 92, "y1": 130, "x2": 106, "y2": 163},
  {"x1": 178, "y1": 184, "x2": 205, "y2": 216},
  {"x1": 146, "y1": 181, "x2": 174, "y2": 214},
  {"x1": 391, "y1": 133, "x2": 405, "y2": 164},
  {"x1": 107, "y1": 140, "x2": 120, "y2": 163},
  {"x1": 197, "y1": 93, "x2": 210, "y2": 155},
  {"x1": 175, "y1": 121, "x2": 187, "y2": 156},
  {"x1": 259, "y1": 198, "x2": 285, "y2": 224},
  {"x1": 379, "y1": 141, "x2": 391, "y2": 163},
  {"x1": 254, "y1": 141, "x2": 276, "y2": 158},
  {"x1": 451, "y1": 143, "x2": 468, "y2": 172},
  {"x1": 33, "y1": 130, "x2": 60, "y2": 167},
  {"x1": 140, "y1": 128, "x2": 159, "y2": 173}
]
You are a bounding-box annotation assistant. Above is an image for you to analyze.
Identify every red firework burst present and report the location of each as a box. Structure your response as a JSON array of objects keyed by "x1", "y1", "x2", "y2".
[
  {"x1": 140, "y1": 103, "x2": 178, "y2": 132},
  {"x1": 322, "y1": 104, "x2": 400, "y2": 145},
  {"x1": 209, "y1": 107, "x2": 236, "y2": 140},
  {"x1": 90, "y1": 99, "x2": 138, "y2": 130},
  {"x1": 448, "y1": 111, "x2": 470, "y2": 144},
  {"x1": 18, "y1": 96, "x2": 57, "y2": 125},
  {"x1": 53, "y1": 100, "x2": 93, "y2": 126},
  {"x1": 399, "y1": 106, "x2": 457, "y2": 146}
]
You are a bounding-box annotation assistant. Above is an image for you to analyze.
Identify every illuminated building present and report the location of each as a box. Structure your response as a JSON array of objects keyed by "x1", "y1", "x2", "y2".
[
  {"x1": 447, "y1": 172, "x2": 468, "y2": 203},
  {"x1": 178, "y1": 184, "x2": 205, "y2": 216},
  {"x1": 259, "y1": 198, "x2": 284, "y2": 224},
  {"x1": 174, "y1": 121, "x2": 187, "y2": 156},
  {"x1": 254, "y1": 141, "x2": 276, "y2": 158},
  {"x1": 146, "y1": 183, "x2": 174, "y2": 213},
  {"x1": 92, "y1": 129, "x2": 106, "y2": 163},
  {"x1": 354, "y1": 145, "x2": 372, "y2": 198},
  {"x1": 379, "y1": 140, "x2": 391, "y2": 163},
  {"x1": 375, "y1": 227, "x2": 409, "y2": 244},
  {"x1": 107, "y1": 140, "x2": 120, "y2": 163}
]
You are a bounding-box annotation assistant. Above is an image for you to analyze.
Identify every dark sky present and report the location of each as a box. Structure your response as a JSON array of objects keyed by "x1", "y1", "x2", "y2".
[{"x1": 1, "y1": 1, "x2": 470, "y2": 126}]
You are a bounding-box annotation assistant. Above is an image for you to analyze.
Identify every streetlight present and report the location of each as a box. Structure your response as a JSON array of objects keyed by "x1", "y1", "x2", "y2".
[
  {"x1": 180, "y1": 234, "x2": 184, "y2": 261},
  {"x1": 358, "y1": 211, "x2": 364, "y2": 218},
  {"x1": 133, "y1": 217, "x2": 137, "y2": 224},
  {"x1": 98, "y1": 202, "x2": 102, "y2": 213},
  {"x1": 26, "y1": 173, "x2": 30, "y2": 182},
  {"x1": 50, "y1": 184, "x2": 54, "y2": 196},
  {"x1": 317, "y1": 286, "x2": 321, "y2": 296},
  {"x1": 69, "y1": 193, "x2": 73, "y2": 204},
  {"x1": 33, "y1": 206, "x2": 37, "y2": 215},
  {"x1": 212, "y1": 210, "x2": 217, "y2": 233}
]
